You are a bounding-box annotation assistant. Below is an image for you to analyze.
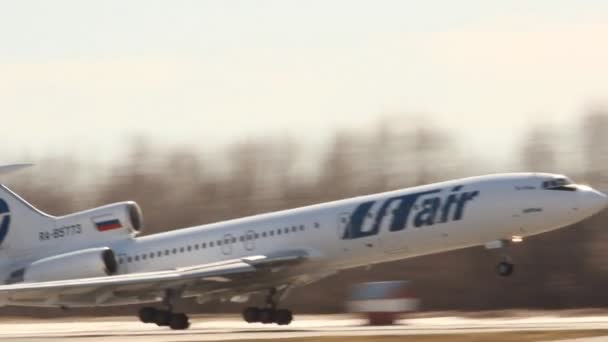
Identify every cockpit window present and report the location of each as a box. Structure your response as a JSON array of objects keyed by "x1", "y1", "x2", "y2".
[{"x1": 542, "y1": 178, "x2": 577, "y2": 191}]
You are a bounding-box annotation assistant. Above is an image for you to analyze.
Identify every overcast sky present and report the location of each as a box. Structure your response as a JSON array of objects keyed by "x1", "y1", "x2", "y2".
[{"x1": 1, "y1": 0, "x2": 607, "y2": 166}]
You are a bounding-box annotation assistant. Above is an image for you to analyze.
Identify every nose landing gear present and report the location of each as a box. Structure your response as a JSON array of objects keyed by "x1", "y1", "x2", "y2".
[
  {"x1": 485, "y1": 239, "x2": 517, "y2": 277},
  {"x1": 496, "y1": 260, "x2": 514, "y2": 277}
]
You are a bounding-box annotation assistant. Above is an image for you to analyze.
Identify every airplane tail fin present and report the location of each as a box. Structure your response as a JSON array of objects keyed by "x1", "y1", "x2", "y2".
[{"x1": 0, "y1": 164, "x2": 56, "y2": 256}]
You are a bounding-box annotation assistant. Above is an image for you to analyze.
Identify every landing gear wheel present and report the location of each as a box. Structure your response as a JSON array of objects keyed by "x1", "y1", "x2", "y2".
[
  {"x1": 274, "y1": 309, "x2": 293, "y2": 325},
  {"x1": 242, "y1": 307, "x2": 260, "y2": 323},
  {"x1": 169, "y1": 313, "x2": 190, "y2": 330},
  {"x1": 497, "y1": 261, "x2": 514, "y2": 277},
  {"x1": 138, "y1": 307, "x2": 157, "y2": 323},
  {"x1": 154, "y1": 309, "x2": 172, "y2": 326},
  {"x1": 258, "y1": 308, "x2": 275, "y2": 324}
]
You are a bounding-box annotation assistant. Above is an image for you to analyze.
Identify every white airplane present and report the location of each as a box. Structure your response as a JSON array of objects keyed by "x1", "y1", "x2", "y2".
[{"x1": 0, "y1": 164, "x2": 604, "y2": 330}]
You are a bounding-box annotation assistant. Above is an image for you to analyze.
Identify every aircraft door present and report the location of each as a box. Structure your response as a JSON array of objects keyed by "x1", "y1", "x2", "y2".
[
  {"x1": 337, "y1": 212, "x2": 350, "y2": 239},
  {"x1": 222, "y1": 234, "x2": 234, "y2": 255},
  {"x1": 243, "y1": 230, "x2": 255, "y2": 251},
  {"x1": 377, "y1": 207, "x2": 410, "y2": 256},
  {"x1": 335, "y1": 211, "x2": 382, "y2": 266},
  {"x1": 117, "y1": 252, "x2": 129, "y2": 273}
]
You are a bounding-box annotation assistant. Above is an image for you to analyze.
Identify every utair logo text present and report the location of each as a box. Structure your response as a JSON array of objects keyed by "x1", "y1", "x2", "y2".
[
  {"x1": 341, "y1": 186, "x2": 479, "y2": 239},
  {"x1": 0, "y1": 199, "x2": 10, "y2": 246}
]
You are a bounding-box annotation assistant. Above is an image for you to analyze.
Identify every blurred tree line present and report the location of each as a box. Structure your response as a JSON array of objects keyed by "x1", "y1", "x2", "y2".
[{"x1": 5, "y1": 109, "x2": 608, "y2": 316}]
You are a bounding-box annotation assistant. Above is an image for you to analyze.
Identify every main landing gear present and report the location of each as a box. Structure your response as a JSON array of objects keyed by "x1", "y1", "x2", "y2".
[
  {"x1": 138, "y1": 289, "x2": 190, "y2": 330},
  {"x1": 241, "y1": 288, "x2": 293, "y2": 325},
  {"x1": 138, "y1": 307, "x2": 190, "y2": 330}
]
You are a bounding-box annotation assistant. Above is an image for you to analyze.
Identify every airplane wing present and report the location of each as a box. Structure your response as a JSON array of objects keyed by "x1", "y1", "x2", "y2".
[{"x1": 0, "y1": 252, "x2": 310, "y2": 307}]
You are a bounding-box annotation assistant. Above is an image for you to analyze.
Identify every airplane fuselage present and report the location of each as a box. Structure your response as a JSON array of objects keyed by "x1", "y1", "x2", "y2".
[{"x1": 109, "y1": 173, "x2": 603, "y2": 278}]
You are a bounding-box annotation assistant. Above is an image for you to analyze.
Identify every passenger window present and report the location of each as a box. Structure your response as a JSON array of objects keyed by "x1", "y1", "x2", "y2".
[
  {"x1": 314, "y1": 222, "x2": 320, "y2": 228},
  {"x1": 292, "y1": 226, "x2": 297, "y2": 232},
  {"x1": 231, "y1": 237, "x2": 236, "y2": 243},
  {"x1": 262, "y1": 232, "x2": 267, "y2": 237},
  {"x1": 217, "y1": 240, "x2": 222, "y2": 246},
  {"x1": 284, "y1": 228, "x2": 289, "y2": 234},
  {"x1": 277, "y1": 229, "x2": 282, "y2": 235},
  {"x1": 254, "y1": 233, "x2": 259, "y2": 239},
  {"x1": 187, "y1": 246, "x2": 191, "y2": 252},
  {"x1": 180, "y1": 247, "x2": 184, "y2": 253},
  {"x1": 172, "y1": 248, "x2": 177, "y2": 254},
  {"x1": 142, "y1": 254, "x2": 147, "y2": 260},
  {"x1": 300, "y1": 225, "x2": 305, "y2": 231},
  {"x1": 119, "y1": 258, "x2": 124, "y2": 264},
  {"x1": 157, "y1": 251, "x2": 162, "y2": 257},
  {"x1": 270, "y1": 230, "x2": 274, "y2": 236},
  {"x1": 194, "y1": 244, "x2": 199, "y2": 250},
  {"x1": 202, "y1": 242, "x2": 207, "y2": 248},
  {"x1": 127, "y1": 257, "x2": 132, "y2": 263},
  {"x1": 134, "y1": 255, "x2": 139, "y2": 261},
  {"x1": 240, "y1": 236, "x2": 245, "y2": 242},
  {"x1": 210, "y1": 241, "x2": 214, "y2": 247}
]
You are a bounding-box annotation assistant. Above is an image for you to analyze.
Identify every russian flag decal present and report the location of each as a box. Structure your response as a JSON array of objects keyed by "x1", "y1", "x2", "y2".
[{"x1": 93, "y1": 216, "x2": 123, "y2": 232}]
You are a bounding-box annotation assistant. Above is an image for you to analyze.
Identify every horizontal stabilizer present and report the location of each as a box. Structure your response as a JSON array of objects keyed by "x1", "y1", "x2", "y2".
[{"x1": 0, "y1": 164, "x2": 33, "y2": 176}]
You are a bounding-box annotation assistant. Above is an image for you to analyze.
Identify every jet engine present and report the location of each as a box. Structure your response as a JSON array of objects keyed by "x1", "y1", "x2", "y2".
[
  {"x1": 59, "y1": 201, "x2": 144, "y2": 235},
  {"x1": 21, "y1": 247, "x2": 118, "y2": 283},
  {"x1": 50, "y1": 201, "x2": 144, "y2": 246}
]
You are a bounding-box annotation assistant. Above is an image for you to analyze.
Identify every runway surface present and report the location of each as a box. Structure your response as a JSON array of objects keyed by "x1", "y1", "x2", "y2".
[{"x1": 3, "y1": 314, "x2": 608, "y2": 341}]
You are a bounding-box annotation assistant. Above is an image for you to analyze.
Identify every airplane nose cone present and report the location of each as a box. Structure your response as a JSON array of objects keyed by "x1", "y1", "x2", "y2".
[{"x1": 580, "y1": 187, "x2": 608, "y2": 216}]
